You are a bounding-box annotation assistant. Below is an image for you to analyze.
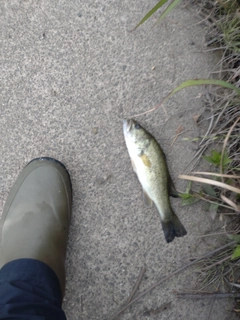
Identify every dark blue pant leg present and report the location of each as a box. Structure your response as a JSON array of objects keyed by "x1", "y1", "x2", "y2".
[{"x1": 0, "y1": 259, "x2": 66, "y2": 320}]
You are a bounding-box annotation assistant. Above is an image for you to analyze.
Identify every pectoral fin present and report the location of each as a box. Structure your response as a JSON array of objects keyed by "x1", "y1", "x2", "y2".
[{"x1": 143, "y1": 189, "x2": 153, "y2": 207}]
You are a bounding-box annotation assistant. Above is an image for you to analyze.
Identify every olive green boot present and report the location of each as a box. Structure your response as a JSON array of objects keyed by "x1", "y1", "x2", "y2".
[{"x1": 0, "y1": 157, "x2": 72, "y2": 297}]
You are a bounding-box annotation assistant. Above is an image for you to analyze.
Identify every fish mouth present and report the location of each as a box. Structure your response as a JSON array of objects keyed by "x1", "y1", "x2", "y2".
[{"x1": 123, "y1": 119, "x2": 134, "y2": 133}]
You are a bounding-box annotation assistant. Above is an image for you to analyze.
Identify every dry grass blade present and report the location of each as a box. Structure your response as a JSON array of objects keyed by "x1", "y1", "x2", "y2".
[
  {"x1": 131, "y1": 79, "x2": 240, "y2": 118},
  {"x1": 221, "y1": 194, "x2": 240, "y2": 212},
  {"x1": 200, "y1": 254, "x2": 232, "y2": 271},
  {"x1": 179, "y1": 175, "x2": 240, "y2": 195},
  {"x1": 226, "y1": 281, "x2": 240, "y2": 289},
  {"x1": 220, "y1": 117, "x2": 240, "y2": 178},
  {"x1": 191, "y1": 172, "x2": 240, "y2": 179}
]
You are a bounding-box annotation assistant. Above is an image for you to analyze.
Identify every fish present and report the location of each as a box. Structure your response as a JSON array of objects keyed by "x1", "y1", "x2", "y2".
[{"x1": 123, "y1": 118, "x2": 187, "y2": 243}]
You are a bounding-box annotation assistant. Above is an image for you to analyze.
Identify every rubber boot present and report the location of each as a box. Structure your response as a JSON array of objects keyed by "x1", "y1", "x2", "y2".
[{"x1": 0, "y1": 157, "x2": 72, "y2": 298}]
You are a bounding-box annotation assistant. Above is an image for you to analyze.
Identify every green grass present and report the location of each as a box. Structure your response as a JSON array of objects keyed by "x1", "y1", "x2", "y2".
[{"x1": 132, "y1": 0, "x2": 181, "y2": 30}]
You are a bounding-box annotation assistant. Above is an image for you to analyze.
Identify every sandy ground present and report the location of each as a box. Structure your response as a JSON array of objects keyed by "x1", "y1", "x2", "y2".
[{"x1": 0, "y1": 1, "x2": 238, "y2": 319}]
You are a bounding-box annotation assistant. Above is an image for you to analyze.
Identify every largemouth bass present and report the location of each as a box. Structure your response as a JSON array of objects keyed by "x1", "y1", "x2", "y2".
[{"x1": 123, "y1": 119, "x2": 187, "y2": 243}]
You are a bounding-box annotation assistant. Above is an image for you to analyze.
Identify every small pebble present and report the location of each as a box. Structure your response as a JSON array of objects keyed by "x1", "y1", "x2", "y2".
[{"x1": 92, "y1": 127, "x2": 98, "y2": 134}]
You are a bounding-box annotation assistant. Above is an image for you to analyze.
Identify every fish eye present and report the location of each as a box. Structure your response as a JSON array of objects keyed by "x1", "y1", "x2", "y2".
[{"x1": 135, "y1": 123, "x2": 141, "y2": 129}]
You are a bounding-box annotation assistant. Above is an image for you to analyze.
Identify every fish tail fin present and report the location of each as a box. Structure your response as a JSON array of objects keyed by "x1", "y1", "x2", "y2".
[{"x1": 161, "y1": 213, "x2": 187, "y2": 243}]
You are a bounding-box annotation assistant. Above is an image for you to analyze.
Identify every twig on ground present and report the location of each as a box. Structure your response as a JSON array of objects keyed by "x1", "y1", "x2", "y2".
[
  {"x1": 197, "y1": 232, "x2": 225, "y2": 238},
  {"x1": 107, "y1": 241, "x2": 236, "y2": 320},
  {"x1": 126, "y1": 267, "x2": 146, "y2": 304},
  {"x1": 174, "y1": 292, "x2": 240, "y2": 299},
  {"x1": 171, "y1": 129, "x2": 186, "y2": 147},
  {"x1": 115, "y1": 267, "x2": 146, "y2": 320}
]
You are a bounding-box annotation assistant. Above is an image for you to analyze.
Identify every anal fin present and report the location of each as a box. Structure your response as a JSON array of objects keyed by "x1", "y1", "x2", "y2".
[
  {"x1": 131, "y1": 158, "x2": 137, "y2": 174},
  {"x1": 143, "y1": 189, "x2": 153, "y2": 208}
]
